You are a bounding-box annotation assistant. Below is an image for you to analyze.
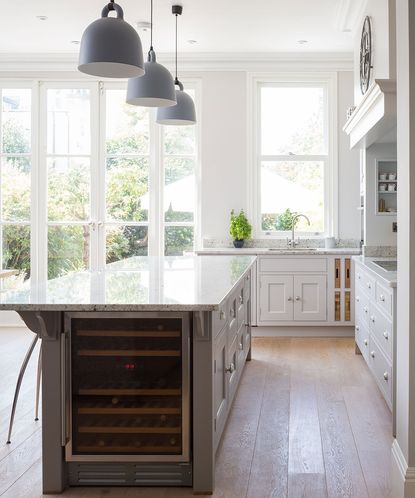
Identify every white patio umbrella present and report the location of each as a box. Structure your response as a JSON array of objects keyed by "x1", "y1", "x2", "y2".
[{"x1": 141, "y1": 174, "x2": 195, "y2": 213}]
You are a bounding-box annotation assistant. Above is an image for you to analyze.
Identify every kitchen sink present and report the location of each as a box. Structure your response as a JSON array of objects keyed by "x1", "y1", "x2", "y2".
[{"x1": 372, "y1": 260, "x2": 397, "y2": 272}]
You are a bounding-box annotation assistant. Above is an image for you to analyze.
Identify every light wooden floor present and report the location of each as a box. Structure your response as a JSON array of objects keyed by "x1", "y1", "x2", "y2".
[{"x1": 0, "y1": 330, "x2": 392, "y2": 498}]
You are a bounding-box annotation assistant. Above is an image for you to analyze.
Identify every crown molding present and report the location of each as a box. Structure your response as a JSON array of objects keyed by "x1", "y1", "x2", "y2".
[{"x1": 0, "y1": 51, "x2": 354, "y2": 73}]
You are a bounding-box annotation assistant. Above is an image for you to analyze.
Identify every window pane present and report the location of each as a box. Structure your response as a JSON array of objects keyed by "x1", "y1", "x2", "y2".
[
  {"x1": 261, "y1": 161, "x2": 324, "y2": 233},
  {"x1": 1, "y1": 157, "x2": 31, "y2": 221},
  {"x1": 106, "y1": 158, "x2": 149, "y2": 222},
  {"x1": 2, "y1": 89, "x2": 31, "y2": 154},
  {"x1": 48, "y1": 225, "x2": 90, "y2": 279},
  {"x1": 164, "y1": 125, "x2": 196, "y2": 155},
  {"x1": 164, "y1": 226, "x2": 194, "y2": 256},
  {"x1": 164, "y1": 158, "x2": 195, "y2": 222},
  {"x1": 2, "y1": 225, "x2": 30, "y2": 279},
  {"x1": 47, "y1": 89, "x2": 90, "y2": 155},
  {"x1": 106, "y1": 225, "x2": 148, "y2": 263},
  {"x1": 261, "y1": 86, "x2": 326, "y2": 155},
  {"x1": 48, "y1": 157, "x2": 90, "y2": 221},
  {"x1": 106, "y1": 90, "x2": 149, "y2": 154}
]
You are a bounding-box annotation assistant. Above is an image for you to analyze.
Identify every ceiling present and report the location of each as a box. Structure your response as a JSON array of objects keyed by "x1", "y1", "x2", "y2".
[{"x1": 0, "y1": 0, "x2": 356, "y2": 55}]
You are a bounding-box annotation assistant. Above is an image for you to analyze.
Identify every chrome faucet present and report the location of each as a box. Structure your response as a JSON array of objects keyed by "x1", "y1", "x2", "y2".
[{"x1": 287, "y1": 214, "x2": 311, "y2": 248}]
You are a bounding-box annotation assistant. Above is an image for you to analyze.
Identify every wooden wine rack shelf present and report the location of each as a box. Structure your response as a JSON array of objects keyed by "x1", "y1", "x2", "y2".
[
  {"x1": 77, "y1": 350, "x2": 181, "y2": 357},
  {"x1": 77, "y1": 330, "x2": 181, "y2": 338},
  {"x1": 78, "y1": 407, "x2": 182, "y2": 415},
  {"x1": 78, "y1": 426, "x2": 182, "y2": 434},
  {"x1": 78, "y1": 388, "x2": 181, "y2": 396},
  {"x1": 77, "y1": 445, "x2": 181, "y2": 454}
]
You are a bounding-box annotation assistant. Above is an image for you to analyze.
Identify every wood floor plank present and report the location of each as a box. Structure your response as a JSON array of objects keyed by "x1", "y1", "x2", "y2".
[
  {"x1": 246, "y1": 340, "x2": 290, "y2": 498},
  {"x1": 288, "y1": 473, "x2": 328, "y2": 498}
]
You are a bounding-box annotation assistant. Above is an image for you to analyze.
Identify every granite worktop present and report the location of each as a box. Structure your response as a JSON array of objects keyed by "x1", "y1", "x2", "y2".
[
  {"x1": 195, "y1": 247, "x2": 361, "y2": 256},
  {"x1": 0, "y1": 255, "x2": 256, "y2": 312},
  {"x1": 353, "y1": 256, "x2": 397, "y2": 288}
]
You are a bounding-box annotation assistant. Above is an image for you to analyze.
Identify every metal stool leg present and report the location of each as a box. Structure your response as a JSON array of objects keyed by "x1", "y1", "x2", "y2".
[
  {"x1": 35, "y1": 343, "x2": 42, "y2": 421},
  {"x1": 7, "y1": 334, "x2": 39, "y2": 444}
]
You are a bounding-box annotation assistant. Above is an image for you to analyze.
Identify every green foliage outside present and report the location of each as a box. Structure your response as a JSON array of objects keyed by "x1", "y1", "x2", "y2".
[
  {"x1": 230, "y1": 210, "x2": 252, "y2": 241},
  {"x1": 262, "y1": 208, "x2": 298, "y2": 232},
  {"x1": 2, "y1": 103, "x2": 196, "y2": 281}
]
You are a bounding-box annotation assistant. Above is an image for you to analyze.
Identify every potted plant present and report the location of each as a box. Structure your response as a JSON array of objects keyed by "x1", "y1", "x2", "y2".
[{"x1": 230, "y1": 209, "x2": 252, "y2": 248}]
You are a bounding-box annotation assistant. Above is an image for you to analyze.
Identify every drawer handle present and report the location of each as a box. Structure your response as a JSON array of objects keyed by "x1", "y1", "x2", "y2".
[
  {"x1": 356, "y1": 296, "x2": 360, "y2": 302},
  {"x1": 380, "y1": 295, "x2": 385, "y2": 302},
  {"x1": 355, "y1": 325, "x2": 360, "y2": 331},
  {"x1": 383, "y1": 372, "x2": 389, "y2": 381},
  {"x1": 230, "y1": 308, "x2": 236, "y2": 318},
  {"x1": 370, "y1": 316, "x2": 375, "y2": 323},
  {"x1": 364, "y1": 306, "x2": 368, "y2": 313},
  {"x1": 383, "y1": 331, "x2": 389, "y2": 340},
  {"x1": 239, "y1": 342, "x2": 243, "y2": 351},
  {"x1": 219, "y1": 310, "x2": 226, "y2": 320},
  {"x1": 295, "y1": 296, "x2": 301, "y2": 301},
  {"x1": 288, "y1": 297, "x2": 293, "y2": 302},
  {"x1": 367, "y1": 283, "x2": 372, "y2": 289},
  {"x1": 239, "y1": 295, "x2": 244, "y2": 304},
  {"x1": 364, "y1": 339, "x2": 368, "y2": 346},
  {"x1": 225, "y1": 363, "x2": 235, "y2": 374},
  {"x1": 370, "y1": 351, "x2": 375, "y2": 358}
]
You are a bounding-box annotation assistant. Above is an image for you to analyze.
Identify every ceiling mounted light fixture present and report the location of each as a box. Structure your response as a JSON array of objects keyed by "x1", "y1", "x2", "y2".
[
  {"x1": 126, "y1": 0, "x2": 176, "y2": 107},
  {"x1": 78, "y1": 0, "x2": 144, "y2": 78},
  {"x1": 156, "y1": 5, "x2": 196, "y2": 126}
]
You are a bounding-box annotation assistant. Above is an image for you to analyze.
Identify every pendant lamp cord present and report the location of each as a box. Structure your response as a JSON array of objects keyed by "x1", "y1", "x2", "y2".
[
  {"x1": 109, "y1": 0, "x2": 114, "y2": 11},
  {"x1": 150, "y1": 0, "x2": 153, "y2": 50},
  {"x1": 175, "y1": 12, "x2": 178, "y2": 83}
]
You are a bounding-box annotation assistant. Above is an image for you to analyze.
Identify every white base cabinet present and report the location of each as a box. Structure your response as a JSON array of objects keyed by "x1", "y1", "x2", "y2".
[
  {"x1": 257, "y1": 255, "x2": 355, "y2": 327},
  {"x1": 354, "y1": 259, "x2": 396, "y2": 416}
]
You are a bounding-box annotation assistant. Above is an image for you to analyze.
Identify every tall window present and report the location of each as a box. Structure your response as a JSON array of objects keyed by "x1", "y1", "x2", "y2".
[
  {"x1": 0, "y1": 80, "x2": 200, "y2": 283},
  {"x1": 0, "y1": 87, "x2": 32, "y2": 280},
  {"x1": 254, "y1": 76, "x2": 336, "y2": 236}
]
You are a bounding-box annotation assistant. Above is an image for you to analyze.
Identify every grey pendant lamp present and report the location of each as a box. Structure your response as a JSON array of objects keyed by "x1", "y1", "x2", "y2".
[
  {"x1": 78, "y1": 0, "x2": 144, "y2": 78},
  {"x1": 156, "y1": 5, "x2": 196, "y2": 125},
  {"x1": 126, "y1": 0, "x2": 176, "y2": 107}
]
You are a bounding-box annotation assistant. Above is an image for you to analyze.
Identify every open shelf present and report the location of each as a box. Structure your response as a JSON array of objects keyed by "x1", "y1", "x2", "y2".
[
  {"x1": 78, "y1": 426, "x2": 182, "y2": 434},
  {"x1": 77, "y1": 349, "x2": 181, "y2": 357},
  {"x1": 76, "y1": 330, "x2": 181, "y2": 338},
  {"x1": 78, "y1": 388, "x2": 181, "y2": 396}
]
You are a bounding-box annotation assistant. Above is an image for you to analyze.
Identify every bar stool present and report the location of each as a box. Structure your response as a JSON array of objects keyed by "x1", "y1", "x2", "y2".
[{"x1": 6, "y1": 332, "x2": 42, "y2": 444}]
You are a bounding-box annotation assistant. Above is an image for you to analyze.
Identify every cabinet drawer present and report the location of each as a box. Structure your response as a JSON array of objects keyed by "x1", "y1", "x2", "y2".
[
  {"x1": 259, "y1": 257, "x2": 327, "y2": 273},
  {"x1": 369, "y1": 305, "x2": 393, "y2": 360},
  {"x1": 213, "y1": 302, "x2": 227, "y2": 337},
  {"x1": 369, "y1": 337, "x2": 392, "y2": 406},
  {"x1": 375, "y1": 282, "x2": 393, "y2": 317},
  {"x1": 355, "y1": 322, "x2": 370, "y2": 362},
  {"x1": 355, "y1": 291, "x2": 370, "y2": 328}
]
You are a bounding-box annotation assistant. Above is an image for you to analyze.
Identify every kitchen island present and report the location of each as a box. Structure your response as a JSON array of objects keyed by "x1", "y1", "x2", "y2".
[{"x1": 0, "y1": 255, "x2": 256, "y2": 494}]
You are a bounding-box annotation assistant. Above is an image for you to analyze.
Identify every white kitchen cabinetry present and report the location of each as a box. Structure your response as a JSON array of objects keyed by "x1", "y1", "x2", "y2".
[
  {"x1": 354, "y1": 260, "x2": 396, "y2": 414},
  {"x1": 257, "y1": 255, "x2": 354, "y2": 327},
  {"x1": 259, "y1": 274, "x2": 327, "y2": 322}
]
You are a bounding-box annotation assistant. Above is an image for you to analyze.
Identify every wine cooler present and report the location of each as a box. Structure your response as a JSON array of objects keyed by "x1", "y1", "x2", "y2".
[{"x1": 62, "y1": 312, "x2": 190, "y2": 467}]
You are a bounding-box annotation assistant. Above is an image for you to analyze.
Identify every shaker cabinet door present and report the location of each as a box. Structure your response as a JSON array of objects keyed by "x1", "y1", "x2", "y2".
[
  {"x1": 259, "y1": 275, "x2": 294, "y2": 321},
  {"x1": 213, "y1": 327, "x2": 228, "y2": 446},
  {"x1": 293, "y1": 275, "x2": 327, "y2": 321}
]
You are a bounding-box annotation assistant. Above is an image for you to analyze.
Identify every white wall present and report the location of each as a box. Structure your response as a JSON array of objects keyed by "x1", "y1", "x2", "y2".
[
  {"x1": 353, "y1": 0, "x2": 396, "y2": 104},
  {"x1": 188, "y1": 69, "x2": 361, "y2": 243}
]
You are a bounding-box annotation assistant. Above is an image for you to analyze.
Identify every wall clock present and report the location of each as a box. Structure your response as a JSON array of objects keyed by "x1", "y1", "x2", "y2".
[{"x1": 360, "y1": 16, "x2": 373, "y2": 95}]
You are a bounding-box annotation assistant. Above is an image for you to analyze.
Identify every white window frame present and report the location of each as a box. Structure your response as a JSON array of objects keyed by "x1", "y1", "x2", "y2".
[
  {"x1": 247, "y1": 72, "x2": 338, "y2": 238},
  {"x1": 0, "y1": 77, "x2": 201, "y2": 283}
]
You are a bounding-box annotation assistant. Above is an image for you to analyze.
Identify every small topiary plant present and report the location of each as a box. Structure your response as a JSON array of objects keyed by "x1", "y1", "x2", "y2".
[{"x1": 230, "y1": 210, "x2": 252, "y2": 248}]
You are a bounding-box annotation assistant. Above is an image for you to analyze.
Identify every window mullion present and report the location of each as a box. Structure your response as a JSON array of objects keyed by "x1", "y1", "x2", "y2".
[{"x1": 149, "y1": 109, "x2": 160, "y2": 257}]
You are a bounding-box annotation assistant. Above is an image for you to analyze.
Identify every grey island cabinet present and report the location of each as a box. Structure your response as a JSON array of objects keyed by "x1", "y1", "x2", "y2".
[{"x1": 0, "y1": 255, "x2": 256, "y2": 495}]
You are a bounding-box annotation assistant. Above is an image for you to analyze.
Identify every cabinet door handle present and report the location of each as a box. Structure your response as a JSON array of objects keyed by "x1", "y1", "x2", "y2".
[
  {"x1": 355, "y1": 325, "x2": 360, "y2": 331},
  {"x1": 370, "y1": 351, "x2": 375, "y2": 358},
  {"x1": 380, "y1": 295, "x2": 385, "y2": 302},
  {"x1": 225, "y1": 363, "x2": 235, "y2": 374},
  {"x1": 295, "y1": 296, "x2": 301, "y2": 301},
  {"x1": 383, "y1": 331, "x2": 389, "y2": 340},
  {"x1": 383, "y1": 372, "x2": 389, "y2": 381},
  {"x1": 370, "y1": 316, "x2": 375, "y2": 323},
  {"x1": 356, "y1": 296, "x2": 360, "y2": 302},
  {"x1": 364, "y1": 306, "x2": 368, "y2": 313},
  {"x1": 239, "y1": 295, "x2": 244, "y2": 304},
  {"x1": 239, "y1": 342, "x2": 243, "y2": 351},
  {"x1": 287, "y1": 297, "x2": 293, "y2": 302},
  {"x1": 230, "y1": 308, "x2": 235, "y2": 318},
  {"x1": 367, "y1": 282, "x2": 372, "y2": 289},
  {"x1": 364, "y1": 339, "x2": 368, "y2": 346}
]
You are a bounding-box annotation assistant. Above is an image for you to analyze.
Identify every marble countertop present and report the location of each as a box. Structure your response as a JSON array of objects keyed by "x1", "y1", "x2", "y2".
[
  {"x1": 195, "y1": 247, "x2": 361, "y2": 256},
  {"x1": 0, "y1": 255, "x2": 256, "y2": 312},
  {"x1": 353, "y1": 256, "x2": 397, "y2": 288}
]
